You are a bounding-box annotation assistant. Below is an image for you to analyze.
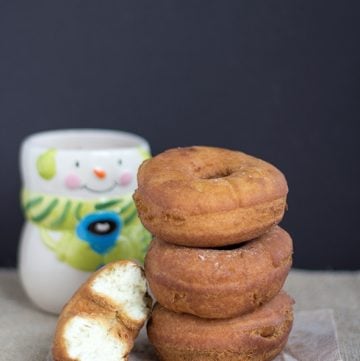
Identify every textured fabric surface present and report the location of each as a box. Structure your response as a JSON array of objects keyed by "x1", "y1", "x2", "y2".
[
  {"x1": 46, "y1": 309, "x2": 342, "y2": 361},
  {"x1": 0, "y1": 269, "x2": 359, "y2": 361}
]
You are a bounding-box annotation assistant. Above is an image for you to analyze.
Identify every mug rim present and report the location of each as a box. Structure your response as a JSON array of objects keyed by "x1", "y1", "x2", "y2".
[{"x1": 22, "y1": 128, "x2": 149, "y2": 152}]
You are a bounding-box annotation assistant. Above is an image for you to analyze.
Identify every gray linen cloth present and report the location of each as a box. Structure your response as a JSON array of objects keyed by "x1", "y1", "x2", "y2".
[{"x1": 0, "y1": 269, "x2": 359, "y2": 361}]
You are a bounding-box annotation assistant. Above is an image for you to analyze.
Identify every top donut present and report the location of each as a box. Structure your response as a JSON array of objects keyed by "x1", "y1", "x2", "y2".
[{"x1": 134, "y1": 146, "x2": 288, "y2": 247}]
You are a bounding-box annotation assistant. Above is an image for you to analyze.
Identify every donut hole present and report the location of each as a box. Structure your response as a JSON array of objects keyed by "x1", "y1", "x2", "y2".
[{"x1": 200, "y1": 167, "x2": 234, "y2": 180}]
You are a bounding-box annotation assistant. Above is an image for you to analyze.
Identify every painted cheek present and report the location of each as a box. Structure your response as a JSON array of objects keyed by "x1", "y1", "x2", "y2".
[
  {"x1": 119, "y1": 171, "x2": 132, "y2": 186},
  {"x1": 64, "y1": 174, "x2": 82, "y2": 189}
]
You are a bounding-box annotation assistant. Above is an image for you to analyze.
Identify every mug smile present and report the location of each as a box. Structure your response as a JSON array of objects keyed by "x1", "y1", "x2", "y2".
[{"x1": 82, "y1": 182, "x2": 118, "y2": 193}]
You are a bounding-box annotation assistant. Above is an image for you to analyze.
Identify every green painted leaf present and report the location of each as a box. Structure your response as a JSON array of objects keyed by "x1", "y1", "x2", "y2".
[
  {"x1": 137, "y1": 146, "x2": 151, "y2": 160},
  {"x1": 123, "y1": 208, "x2": 138, "y2": 225},
  {"x1": 36, "y1": 149, "x2": 57, "y2": 180},
  {"x1": 74, "y1": 202, "x2": 83, "y2": 221},
  {"x1": 51, "y1": 200, "x2": 71, "y2": 227},
  {"x1": 95, "y1": 199, "x2": 122, "y2": 210},
  {"x1": 31, "y1": 199, "x2": 59, "y2": 223},
  {"x1": 24, "y1": 196, "x2": 43, "y2": 211}
]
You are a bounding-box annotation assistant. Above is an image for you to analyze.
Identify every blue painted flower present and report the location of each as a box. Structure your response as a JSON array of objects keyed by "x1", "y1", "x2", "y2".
[{"x1": 76, "y1": 211, "x2": 122, "y2": 254}]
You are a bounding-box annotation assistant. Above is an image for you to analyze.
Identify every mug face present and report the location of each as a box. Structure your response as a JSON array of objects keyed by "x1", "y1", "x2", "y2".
[
  {"x1": 19, "y1": 130, "x2": 152, "y2": 303},
  {"x1": 21, "y1": 129, "x2": 149, "y2": 199}
]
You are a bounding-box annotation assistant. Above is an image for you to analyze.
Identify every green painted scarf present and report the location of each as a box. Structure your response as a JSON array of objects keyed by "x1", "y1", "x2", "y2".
[{"x1": 21, "y1": 189, "x2": 151, "y2": 271}]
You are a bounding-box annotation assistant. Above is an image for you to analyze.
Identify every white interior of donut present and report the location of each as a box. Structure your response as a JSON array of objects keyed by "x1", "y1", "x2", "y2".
[
  {"x1": 64, "y1": 316, "x2": 127, "y2": 361},
  {"x1": 91, "y1": 262, "x2": 148, "y2": 322}
]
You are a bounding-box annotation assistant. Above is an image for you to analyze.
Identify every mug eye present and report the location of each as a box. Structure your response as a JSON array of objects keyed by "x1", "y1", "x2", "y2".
[
  {"x1": 118, "y1": 159, "x2": 122, "y2": 165},
  {"x1": 75, "y1": 161, "x2": 80, "y2": 167}
]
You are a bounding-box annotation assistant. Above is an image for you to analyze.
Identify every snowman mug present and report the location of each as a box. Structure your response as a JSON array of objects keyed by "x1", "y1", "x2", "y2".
[{"x1": 19, "y1": 129, "x2": 151, "y2": 314}]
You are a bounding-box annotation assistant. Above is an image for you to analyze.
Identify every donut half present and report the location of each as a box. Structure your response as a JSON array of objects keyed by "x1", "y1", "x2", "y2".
[{"x1": 52, "y1": 261, "x2": 152, "y2": 361}]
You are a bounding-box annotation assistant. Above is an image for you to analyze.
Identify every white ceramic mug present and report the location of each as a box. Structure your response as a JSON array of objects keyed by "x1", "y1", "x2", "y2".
[{"x1": 19, "y1": 129, "x2": 151, "y2": 314}]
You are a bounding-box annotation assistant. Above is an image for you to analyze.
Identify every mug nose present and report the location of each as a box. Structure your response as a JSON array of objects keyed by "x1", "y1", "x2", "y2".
[{"x1": 93, "y1": 167, "x2": 106, "y2": 179}]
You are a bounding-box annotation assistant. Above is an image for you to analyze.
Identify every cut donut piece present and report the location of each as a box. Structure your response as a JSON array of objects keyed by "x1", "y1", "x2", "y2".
[
  {"x1": 52, "y1": 261, "x2": 152, "y2": 361},
  {"x1": 89, "y1": 262, "x2": 150, "y2": 329},
  {"x1": 145, "y1": 226, "x2": 293, "y2": 319},
  {"x1": 63, "y1": 316, "x2": 127, "y2": 361},
  {"x1": 134, "y1": 146, "x2": 288, "y2": 247},
  {"x1": 147, "y1": 292, "x2": 294, "y2": 361}
]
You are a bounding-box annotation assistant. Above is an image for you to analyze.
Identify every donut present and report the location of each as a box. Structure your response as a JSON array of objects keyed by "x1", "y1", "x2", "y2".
[
  {"x1": 134, "y1": 146, "x2": 288, "y2": 247},
  {"x1": 147, "y1": 292, "x2": 294, "y2": 361},
  {"x1": 52, "y1": 261, "x2": 152, "y2": 361},
  {"x1": 145, "y1": 226, "x2": 292, "y2": 319}
]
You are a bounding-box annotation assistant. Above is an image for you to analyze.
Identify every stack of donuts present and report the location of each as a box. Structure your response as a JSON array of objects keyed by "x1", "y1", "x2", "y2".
[{"x1": 134, "y1": 146, "x2": 294, "y2": 361}]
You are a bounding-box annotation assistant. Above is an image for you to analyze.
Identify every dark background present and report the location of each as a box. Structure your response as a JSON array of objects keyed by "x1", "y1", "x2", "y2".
[{"x1": 0, "y1": 1, "x2": 359, "y2": 269}]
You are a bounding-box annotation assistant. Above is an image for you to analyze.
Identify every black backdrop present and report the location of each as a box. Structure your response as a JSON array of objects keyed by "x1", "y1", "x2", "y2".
[{"x1": 0, "y1": 1, "x2": 359, "y2": 269}]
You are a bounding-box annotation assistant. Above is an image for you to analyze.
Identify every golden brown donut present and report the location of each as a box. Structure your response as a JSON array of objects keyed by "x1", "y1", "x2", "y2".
[
  {"x1": 52, "y1": 261, "x2": 152, "y2": 361},
  {"x1": 147, "y1": 292, "x2": 294, "y2": 361},
  {"x1": 134, "y1": 146, "x2": 288, "y2": 247},
  {"x1": 145, "y1": 226, "x2": 292, "y2": 319}
]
